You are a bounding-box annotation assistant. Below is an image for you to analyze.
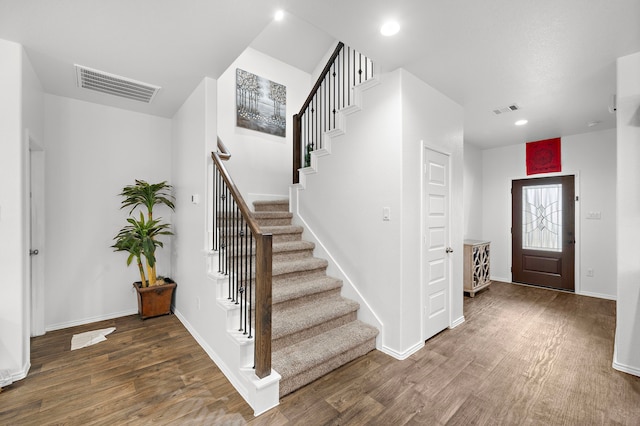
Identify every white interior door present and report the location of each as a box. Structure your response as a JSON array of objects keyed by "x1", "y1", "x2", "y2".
[
  {"x1": 423, "y1": 147, "x2": 451, "y2": 340},
  {"x1": 29, "y1": 134, "x2": 45, "y2": 336}
]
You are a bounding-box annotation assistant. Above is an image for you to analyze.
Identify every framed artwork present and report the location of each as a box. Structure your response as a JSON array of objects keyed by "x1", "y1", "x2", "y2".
[
  {"x1": 526, "y1": 137, "x2": 561, "y2": 175},
  {"x1": 236, "y1": 68, "x2": 286, "y2": 137}
]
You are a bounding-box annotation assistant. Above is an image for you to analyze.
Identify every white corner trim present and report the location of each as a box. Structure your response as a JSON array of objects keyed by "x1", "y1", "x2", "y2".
[
  {"x1": 450, "y1": 315, "x2": 465, "y2": 328},
  {"x1": 380, "y1": 340, "x2": 424, "y2": 361}
]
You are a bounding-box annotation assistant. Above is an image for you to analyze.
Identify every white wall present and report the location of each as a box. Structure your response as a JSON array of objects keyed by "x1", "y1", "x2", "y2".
[
  {"x1": 294, "y1": 68, "x2": 464, "y2": 357},
  {"x1": 43, "y1": 95, "x2": 172, "y2": 329},
  {"x1": 614, "y1": 51, "x2": 640, "y2": 376},
  {"x1": 481, "y1": 128, "x2": 617, "y2": 299},
  {"x1": 170, "y1": 77, "x2": 217, "y2": 336},
  {"x1": 217, "y1": 47, "x2": 311, "y2": 205},
  {"x1": 400, "y1": 69, "x2": 465, "y2": 345},
  {"x1": 0, "y1": 39, "x2": 28, "y2": 379},
  {"x1": 296, "y1": 70, "x2": 403, "y2": 353},
  {"x1": 464, "y1": 142, "x2": 483, "y2": 239}
]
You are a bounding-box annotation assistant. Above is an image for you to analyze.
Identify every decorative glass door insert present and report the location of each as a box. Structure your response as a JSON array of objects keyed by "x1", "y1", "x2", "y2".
[{"x1": 522, "y1": 184, "x2": 562, "y2": 252}]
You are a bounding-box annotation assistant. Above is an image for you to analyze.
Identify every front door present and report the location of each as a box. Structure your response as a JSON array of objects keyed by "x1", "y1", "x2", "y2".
[
  {"x1": 512, "y1": 175, "x2": 575, "y2": 291},
  {"x1": 423, "y1": 148, "x2": 451, "y2": 340}
]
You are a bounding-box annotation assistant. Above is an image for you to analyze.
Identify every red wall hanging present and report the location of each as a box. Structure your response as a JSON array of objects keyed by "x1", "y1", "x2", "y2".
[{"x1": 526, "y1": 137, "x2": 561, "y2": 175}]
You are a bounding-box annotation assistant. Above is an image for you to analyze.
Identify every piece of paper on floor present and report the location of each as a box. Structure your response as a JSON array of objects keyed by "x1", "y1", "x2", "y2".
[{"x1": 71, "y1": 327, "x2": 116, "y2": 350}]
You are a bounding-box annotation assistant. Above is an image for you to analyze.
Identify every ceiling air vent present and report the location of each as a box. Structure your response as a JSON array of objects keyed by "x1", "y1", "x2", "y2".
[
  {"x1": 492, "y1": 104, "x2": 520, "y2": 115},
  {"x1": 75, "y1": 65, "x2": 160, "y2": 103}
]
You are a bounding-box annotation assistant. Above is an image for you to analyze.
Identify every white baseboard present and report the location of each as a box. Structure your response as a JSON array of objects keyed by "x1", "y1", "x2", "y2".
[
  {"x1": 612, "y1": 360, "x2": 640, "y2": 377},
  {"x1": 450, "y1": 315, "x2": 465, "y2": 328},
  {"x1": 380, "y1": 340, "x2": 424, "y2": 361},
  {"x1": 9, "y1": 361, "x2": 31, "y2": 383},
  {"x1": 577, "y1": 290, "x2": 616, "y2": 301},
  {"x1": 45, "y1": 308, "x2": 138, "y2": 332}
]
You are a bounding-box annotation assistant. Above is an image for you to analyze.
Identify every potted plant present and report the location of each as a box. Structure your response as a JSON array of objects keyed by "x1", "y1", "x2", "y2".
[{"x1": 112, "y1": 180, "x2": 176, "y2": 319}]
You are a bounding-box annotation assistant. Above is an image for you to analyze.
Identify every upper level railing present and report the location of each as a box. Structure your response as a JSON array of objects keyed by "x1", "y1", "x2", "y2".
[
  {"x1": 292, "y1": 42, "x2": 375, "y2": 183},
  {"x1": 212, "y1": 137, "x2": 272, "y2": 378}
]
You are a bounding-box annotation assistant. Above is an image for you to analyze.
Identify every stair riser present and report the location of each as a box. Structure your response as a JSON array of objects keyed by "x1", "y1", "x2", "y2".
[
  {"x1": 272, "y1": 267, "x2": 327, "y2": 284},
  {"x1": 254, "y1": 218, "x2": 293, "y2": 227},
  {"x1": 272, "y1": 311, "x2": 357, "y2": 352},
  {"x1": 253, "y1": 203, "x2": 289, "y2": 212},
  {"x1": 272, "y1": 232, "x2": 303, "y2": 243},
  {"x1": 273, "y1": 249, "x2": 314, "y2": 263},
  {"x1": 278, "y1": 339, "x2": 376, "y2": 397},
  {"x1": 273, "y1": 287, "x2": 342, "y2": 311},
  {"x1": 219, "y1": 263, "x2": 328, "y2": 286},
  {"x1": 220, "y1": 247, "x2": 313, "y2": 262}
]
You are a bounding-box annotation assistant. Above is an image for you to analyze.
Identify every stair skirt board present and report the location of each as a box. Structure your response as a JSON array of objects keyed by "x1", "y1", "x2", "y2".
[{"x1": 211, "y1": 198, "x2": 380, "y2": 400}]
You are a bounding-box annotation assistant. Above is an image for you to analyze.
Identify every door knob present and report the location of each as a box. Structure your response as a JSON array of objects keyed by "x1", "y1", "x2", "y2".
[
  {"x1": 30, "y1": 249, "x2": 39, "y2": 256},
  {"x1": 445, "y1": 247, "x2": 453, "y2": 253}
]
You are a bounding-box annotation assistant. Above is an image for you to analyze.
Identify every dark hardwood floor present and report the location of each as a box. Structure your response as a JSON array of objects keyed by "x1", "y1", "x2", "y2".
[{"x1": 2, "y1": 281, "x2": 639, "y2": 425}]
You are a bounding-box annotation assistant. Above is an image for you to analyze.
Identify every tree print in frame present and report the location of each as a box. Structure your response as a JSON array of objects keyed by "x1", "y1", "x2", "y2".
[{"x1": 236, "y1": 68, "x2": 286, "y2": 137}]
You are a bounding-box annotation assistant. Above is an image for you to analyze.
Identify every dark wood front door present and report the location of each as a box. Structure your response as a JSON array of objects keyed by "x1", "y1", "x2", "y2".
[{"x1": 512, "y1": 175, "x2": 575, "y2": 291}]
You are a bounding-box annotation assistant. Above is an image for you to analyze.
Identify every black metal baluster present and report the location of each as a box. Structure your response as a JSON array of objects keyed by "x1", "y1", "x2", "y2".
[
  {"x1": 234, "y1": 204, "x2": 239, "y2": 305},
  {"x1": 248, "y1": 230, "x2": 253, "y2": 339},
  {"x1": 242, "y1": 221, "x2": 248, "y2": 335},
  {"x1": 239, "y1": 215, "x2": 245, "y2": 333}
]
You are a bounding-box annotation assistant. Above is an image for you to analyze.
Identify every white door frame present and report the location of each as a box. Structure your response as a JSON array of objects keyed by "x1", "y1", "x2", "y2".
[
  {"x1": 27, "y1": 129, "x2": 46, "y2": 336},
  {"x1": 420, "y1": 142, "x2": 453, "y2": 340}
]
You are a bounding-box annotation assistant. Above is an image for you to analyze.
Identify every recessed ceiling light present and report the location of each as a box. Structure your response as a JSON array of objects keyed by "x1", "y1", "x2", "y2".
[
  {"x1": 380, "y1": 21, "x2": 400, "y2": 36},
  {"x1": 274, "y1": 10, "x2": 285, "y2": 21},
  {"x1": 515, "y1": 119, "x2": 528, "y2": 126}
]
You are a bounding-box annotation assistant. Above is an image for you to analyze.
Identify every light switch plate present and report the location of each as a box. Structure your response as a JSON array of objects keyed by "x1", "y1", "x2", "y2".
[{"x1": 383, "y1": 207, "x2": 390, "y2": 221}]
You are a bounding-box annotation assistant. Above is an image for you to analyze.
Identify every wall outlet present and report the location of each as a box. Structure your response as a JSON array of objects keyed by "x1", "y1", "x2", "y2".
[{"x1": 586, "y1": 268, "x2": 594, "y2": 277}]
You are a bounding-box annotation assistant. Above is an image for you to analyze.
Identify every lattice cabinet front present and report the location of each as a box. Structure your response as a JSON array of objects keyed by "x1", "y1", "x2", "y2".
[{"x1": 463, "y1": 240, "x2": 491, "y2": 297}]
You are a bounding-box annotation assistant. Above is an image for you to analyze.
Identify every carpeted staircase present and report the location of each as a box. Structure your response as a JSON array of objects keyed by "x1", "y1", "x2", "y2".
[{"x1": 252, "y1": 199, "x2": 379, "y2": 397}]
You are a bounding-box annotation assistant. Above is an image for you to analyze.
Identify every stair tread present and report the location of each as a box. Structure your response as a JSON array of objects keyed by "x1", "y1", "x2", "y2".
[
  {"x1": 272, "y1": 257, "x2": 327, "y2": 276},
  {"x1": 253, "y1": 199, "x2": 289, "y2": 212},
  {"x1": 272, "y1": 296, "x2": 359, "y2": 339},
  {"x1": 272, "y1": 320, "x2": 378, "y2": 378},
  {"x1": 272, "y1": 276, "x2": 342, "y2": 304},
  {"x1": 261, "y1": 225, "x2": 303, "y2": 234}
]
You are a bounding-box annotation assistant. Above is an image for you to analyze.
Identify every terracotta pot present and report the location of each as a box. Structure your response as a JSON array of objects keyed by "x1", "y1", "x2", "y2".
[{"x1": 133, "y1": 280, "x2": 177, "y2": 319}]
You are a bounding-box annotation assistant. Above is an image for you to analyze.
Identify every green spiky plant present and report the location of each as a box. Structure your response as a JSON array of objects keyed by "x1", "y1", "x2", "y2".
[{"x1": 112, "y1": 180, "x2": 175, "y2": 287}]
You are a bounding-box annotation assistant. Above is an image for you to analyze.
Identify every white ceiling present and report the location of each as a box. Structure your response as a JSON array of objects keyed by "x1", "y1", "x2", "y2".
[{"x1": 1, "y1": 0, "x2": 639, "y2": 149}]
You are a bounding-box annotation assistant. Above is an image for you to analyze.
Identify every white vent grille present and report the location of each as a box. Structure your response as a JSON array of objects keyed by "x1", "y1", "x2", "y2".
[
  {"x1": 492, "y1": 104, "x2": 520, "y2": 115},
  {"x1": 75, "y1": 65, "x2": 160, "y2": 103}
]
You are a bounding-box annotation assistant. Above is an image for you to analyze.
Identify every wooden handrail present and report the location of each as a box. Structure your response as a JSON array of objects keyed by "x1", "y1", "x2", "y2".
[
  {"x1": 211, "y1": 145, "x2": 272, "y2": 379},
  {"x1": 296, "y1": 42, "x2": 344, "y2": 117},
  {"x1": 217, "y1": 136, "x2": 231, "y2": 161}
]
